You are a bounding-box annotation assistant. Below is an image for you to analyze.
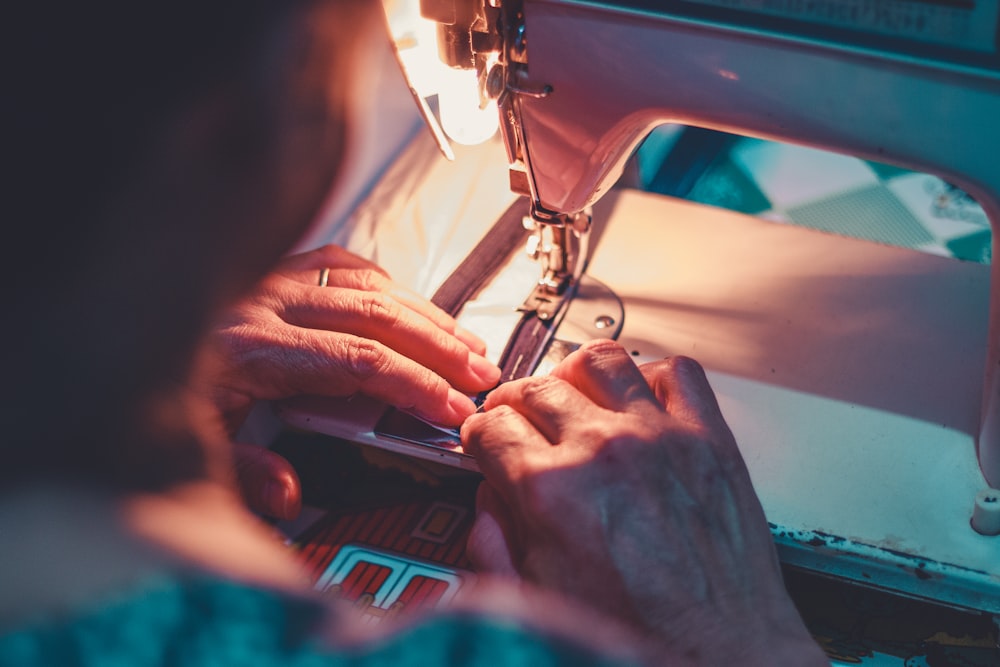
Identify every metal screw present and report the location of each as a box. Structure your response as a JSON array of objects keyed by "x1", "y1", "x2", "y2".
[{"x1": 594, "y1": 315, "x2": 615, "y2": 330}]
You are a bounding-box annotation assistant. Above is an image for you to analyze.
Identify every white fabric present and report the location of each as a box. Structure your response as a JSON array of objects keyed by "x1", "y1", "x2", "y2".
[{"x1": 336, "y1": 132, "x2": 533, "y2": 366}]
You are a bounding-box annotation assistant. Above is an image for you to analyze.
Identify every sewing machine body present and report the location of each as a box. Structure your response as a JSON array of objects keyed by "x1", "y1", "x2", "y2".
[
  {"x1": 496, "y1": 0, "x2": 1000, "y2": 612},
  {"x1": 283, "y1": 0, "x2": 1000, "y2": 615}
]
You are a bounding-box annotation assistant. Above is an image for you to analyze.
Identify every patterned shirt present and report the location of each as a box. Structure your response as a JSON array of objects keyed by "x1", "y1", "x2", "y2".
[{"x1": 0, "y1": 573, "x2": 632, "y2": 667}]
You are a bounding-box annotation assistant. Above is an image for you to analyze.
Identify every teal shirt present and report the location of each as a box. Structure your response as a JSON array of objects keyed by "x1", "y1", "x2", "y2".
[{"x1": 0, "y1": 575, "x2": 630, "y2": 666}]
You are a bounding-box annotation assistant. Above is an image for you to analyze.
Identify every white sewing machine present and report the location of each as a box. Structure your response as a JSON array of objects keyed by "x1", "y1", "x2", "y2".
[{"x1": 282, "y1": 0, "x2": 1000, "y2": 618}]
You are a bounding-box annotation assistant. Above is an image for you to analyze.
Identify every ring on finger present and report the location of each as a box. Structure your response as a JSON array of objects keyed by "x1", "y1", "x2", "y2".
[{"x1": 318, "y1": 267, "x2": 331, "y2": 287}]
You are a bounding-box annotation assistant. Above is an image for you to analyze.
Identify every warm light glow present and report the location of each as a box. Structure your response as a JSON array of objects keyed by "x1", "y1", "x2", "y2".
[
  {"x1": 437, "y1": 67, "x2": 498, "y2": 146},
  {"x1": 384, "y1": 0, "x2": 498, "y2": 148}
]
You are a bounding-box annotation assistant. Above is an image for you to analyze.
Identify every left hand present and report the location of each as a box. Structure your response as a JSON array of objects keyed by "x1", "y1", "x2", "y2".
[
  {"x1": 208, "y1": 243, "x2": 500, "y2": 431},
  {"x1": 204, "y1": 244, "x2": 501, "y2": 519}
]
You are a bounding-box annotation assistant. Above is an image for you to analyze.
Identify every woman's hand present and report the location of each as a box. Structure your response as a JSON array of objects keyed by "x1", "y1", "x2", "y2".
[
  {"x1": 462, "y1": 340, "x2": 826, "y2": 665},
  {"x1": 204, "y1": 244, "x2": 500, "y2": 520},
  {"x1": 208, "y1": 243, "x2": 500, "y2": 433}
]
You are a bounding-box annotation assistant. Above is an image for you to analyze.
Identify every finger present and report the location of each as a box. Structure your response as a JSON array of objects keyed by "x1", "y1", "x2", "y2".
[
  {"x1": 639, "y1": 355, "x2": 725, "y2": 426},
  {"x1": 215, "y1": 310, "x2": 479, "y2": 426},
  {"x1": 461, "y1": 405, "x2": 552, "y2": 489},
  {"x1": 466, "y1": 482, "x2": 519, "y2": 577},
  {"x1": 355, "y1": 280, "x2": 489, "y2": 356},
  {"x1": 481, "y1": 375, "x2": 597, "y2": 444},
  {"x1": 232, "y1": 443, "x2": 302, "y2": 521},
  {"x1": 248, "y1": 324, "x2": 477, "y2": 427},
  {"x1": 275, "y1": 283, "x2": 500, "y2": 395},
  {"x1": 283, "y1": 268, "x2": 488, "y2": 356},
  {"x1": 275, "y1": 244, "x2": 488, "y2": 356},
  {"x1": 550, "y1": 339, "x2": 660, "y2": 414}
]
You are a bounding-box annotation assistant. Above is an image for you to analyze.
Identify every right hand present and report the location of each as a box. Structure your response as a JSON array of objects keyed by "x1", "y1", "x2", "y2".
[{"x1": 461, "y1": 340, "x2": 826, "y2": 665}]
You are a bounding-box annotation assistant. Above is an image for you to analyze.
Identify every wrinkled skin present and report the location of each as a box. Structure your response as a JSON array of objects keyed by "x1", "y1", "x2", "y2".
[
  {"x1": 205, "y1": 243, "x2": 500, "y2": 518},
  {"x1": 462, "y1": 340, "x2": 827, "y2": 665}
]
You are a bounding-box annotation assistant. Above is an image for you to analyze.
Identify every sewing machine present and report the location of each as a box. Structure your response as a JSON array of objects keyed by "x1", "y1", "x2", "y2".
[{"x1": 281, "y1": 0, "x2": 1000, "y2": 620}]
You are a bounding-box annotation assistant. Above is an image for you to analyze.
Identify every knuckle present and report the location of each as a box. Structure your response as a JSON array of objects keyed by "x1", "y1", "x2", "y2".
[
  {"x1": 562, "y1": 339, "x2": 626, "y2": 377},
  {"x1": 339, "y1": 337, "x2": 388, "y2": 386},
  {"x1": 518, "y1": 375, "x2": 565, "y2": 405},
  {"x1": 416, "y1": 377, "x2": 452, "y2": 410},
  {"x1": 356, "y1": 293, "x2": 397, "y2": 325},
  {"x1": 579, "y1": 338, "x2": 624, "y2": 357},
  {"x1": 342, "y1": 269, "x2": 390, "y2": 292},
  {"x1": 459, "y1": 412, "x2": 486, "y2": 444},
  {"x1": 216, "y1": 322, "x2": 278, "y2": 365},
  {"x1": 474, "y1": 404, "x2": 518, "y2": 434},
  {"x1": 577, "y1": 339, "x2": 625, "y2": 365},
  {"x1": 461, "y1": 412, "x2": 502, "y2": 454},
  {"x1": 353, "y1": 269, "x2": 390, "y2": 293},
  {"x1": 663, "y1": 354, "x2": 705, "y2": 378},
  {"x1": 488, "y1": 403, "x2": 521, "y2": 422}
]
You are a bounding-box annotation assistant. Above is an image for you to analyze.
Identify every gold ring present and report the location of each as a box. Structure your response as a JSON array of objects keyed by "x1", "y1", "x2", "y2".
[{"x1": 318, "y1": 267, "x2": 330, "y2": 287}]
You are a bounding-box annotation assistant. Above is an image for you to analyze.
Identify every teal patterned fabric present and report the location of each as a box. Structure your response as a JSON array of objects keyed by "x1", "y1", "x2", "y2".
[{"x1": 0, "y1": 575, "x2": 627, "y2": 666}]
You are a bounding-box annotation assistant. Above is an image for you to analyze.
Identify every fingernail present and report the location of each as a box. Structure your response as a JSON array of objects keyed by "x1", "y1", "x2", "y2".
[
  {"x1": 446, "y1": 389, "x2": 476, "y2": 422},
  {"x1": 413, "y1": 390, "x2": 476, "y2": 427},
  {"x1": 469, "y1": 353, "x2": 501, "y2": 386},
  {"x1": 264, "y1": 480, "x2": 293, "y2": 520}
]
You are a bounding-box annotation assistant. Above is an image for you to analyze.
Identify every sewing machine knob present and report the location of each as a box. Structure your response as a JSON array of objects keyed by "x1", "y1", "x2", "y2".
[
  {"x1": 594, "y1": 315, "x2": 615, "y2": 330},
  {"x1": 970, "y1": 488, "x2": 1000, "y2": 536}
]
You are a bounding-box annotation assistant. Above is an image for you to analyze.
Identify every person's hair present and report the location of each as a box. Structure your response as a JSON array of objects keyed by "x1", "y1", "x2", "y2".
[
  {"x1": 1, "y1": 1, "x2": 362, "y2": 491},
  {"x1": 7, "y1": 2, "x2": 300, "y2": 259}
]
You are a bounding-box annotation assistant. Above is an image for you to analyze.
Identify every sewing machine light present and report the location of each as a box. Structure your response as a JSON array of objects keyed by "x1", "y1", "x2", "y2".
[
  {"x1": 437, "y1": 65, "x2": 498, "y2": 145},
  {"x1": 382, "y1": 0, "x2": 498, "y2": 154}
]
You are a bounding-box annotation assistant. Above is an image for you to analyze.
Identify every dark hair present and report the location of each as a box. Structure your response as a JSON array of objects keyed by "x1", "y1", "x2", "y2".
[
  {"x1": 7, "y1": 2, "x2": 316, "y2": 273},
  {"x1": 1, "y1": 1, "x2": 359, "y2": 491}
]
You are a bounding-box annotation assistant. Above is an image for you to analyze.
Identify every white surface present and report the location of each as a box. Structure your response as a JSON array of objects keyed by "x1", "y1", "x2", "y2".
[{"x1": 586, "y1": 189, "x2": 999, "y2": 611}]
